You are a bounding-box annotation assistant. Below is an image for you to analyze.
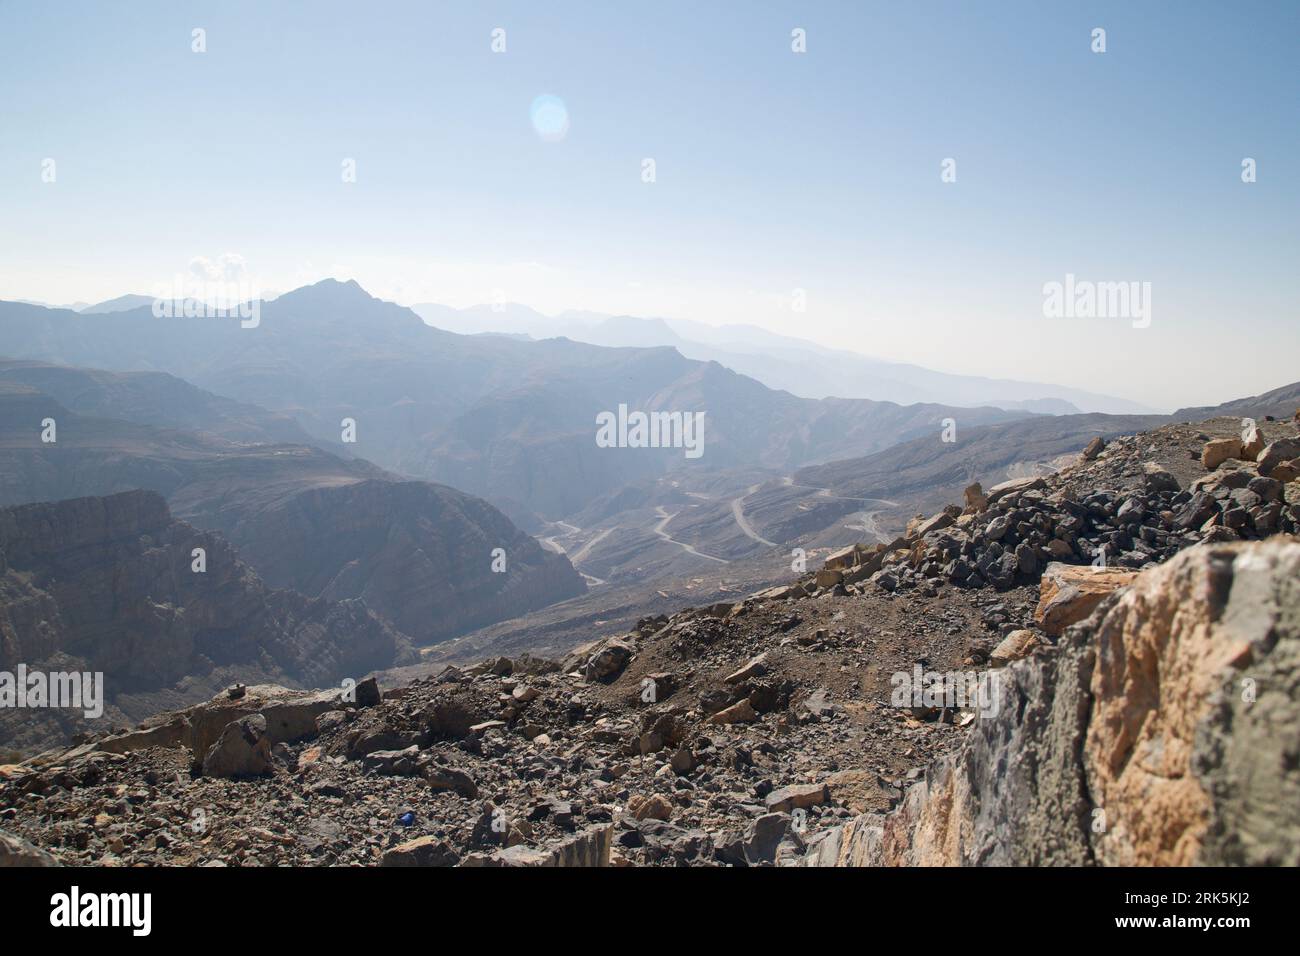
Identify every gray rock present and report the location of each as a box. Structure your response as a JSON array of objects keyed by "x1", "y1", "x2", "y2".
[
  {"x1": 201, "y1": 714, "x2": 272, "y2": 779},
  {"x1": 744, "y1": 812, "x2": 790, "y2": 866},
  {"x1": 0, "y1": 830, "x2": 61, "y2": 867}
]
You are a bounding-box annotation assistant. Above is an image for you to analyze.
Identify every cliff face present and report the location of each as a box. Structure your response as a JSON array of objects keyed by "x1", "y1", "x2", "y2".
[
  {"x1": 804, "y1": 539, "x2": 1300, "y2": 866},
  {"x1": 211, "y1": 480, "x2": 586, "y2": 644},
  {"x1": 0, "y1": 388, "x2": 586, "y2": 646},
  {"x1": 0, "y1": 491, "x2": 415, "y2": 754}
]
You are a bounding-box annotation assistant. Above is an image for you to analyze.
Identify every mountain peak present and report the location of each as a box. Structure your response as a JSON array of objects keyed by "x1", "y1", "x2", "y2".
[{"x1": 275, "y1": 277, "x2": 379, "y2": 308}]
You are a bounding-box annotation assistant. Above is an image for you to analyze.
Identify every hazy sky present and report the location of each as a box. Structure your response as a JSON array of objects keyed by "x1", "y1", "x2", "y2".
[{"x1": 1, "y1": 1, "x2": 1296, "y2": 410}]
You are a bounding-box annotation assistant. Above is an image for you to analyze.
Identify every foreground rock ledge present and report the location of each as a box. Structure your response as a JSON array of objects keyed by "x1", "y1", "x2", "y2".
[{"x1": 802, "y1": 537, "x2": 1300, "y2": 867}]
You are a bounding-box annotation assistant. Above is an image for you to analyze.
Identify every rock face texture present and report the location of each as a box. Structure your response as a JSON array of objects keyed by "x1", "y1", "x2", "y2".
[
  {"x1": 0, "y1": 491, "x2": 415, "y2": 754},
  {"x1": 0, "y1": 385, "x2": 585, "y2": 649},
  {"x1": 803, "y1": 539, "x2": 1300, "y2": 866}
]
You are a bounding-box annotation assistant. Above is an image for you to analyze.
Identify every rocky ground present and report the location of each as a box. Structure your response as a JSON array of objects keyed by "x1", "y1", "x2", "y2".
[{"x1": 2, "y1": 413, "x2": 1297, "y2": 867}]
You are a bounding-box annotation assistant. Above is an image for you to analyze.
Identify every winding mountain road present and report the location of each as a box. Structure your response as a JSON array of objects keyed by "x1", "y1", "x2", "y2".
[
  {"x1": 652, "y1": 507, "x2": 730, "y2": 564},
  {"x1": 730, "y1": 484, "x2": 778, "y2": 547}
]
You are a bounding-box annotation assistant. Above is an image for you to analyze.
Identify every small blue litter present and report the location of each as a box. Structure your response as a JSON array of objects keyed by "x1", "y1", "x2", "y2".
[{"x1": 398, "y1": 812, "x2": 416, "y2": 827}]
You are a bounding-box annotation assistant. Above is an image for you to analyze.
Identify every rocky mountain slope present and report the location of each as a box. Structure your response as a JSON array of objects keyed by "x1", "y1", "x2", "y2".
[
  {"x1": 0, "y1": 358, "x2": 328, "y2": 448},
  {"x1": 0, "y1": 491, "x2": 414, "y2": 756},
  {"x1": 806, "y1": 538, "x2": 1300, "y2": 866},
  {"x1": 3, "y1": 412, "x2": 1295, "y2": 866},
  {"x1": 1173, "y1": 379, "x2": 1300, "y2": 423},
  {"x1": 0, "y1": 385, "x2": 585, "y2": 645}
]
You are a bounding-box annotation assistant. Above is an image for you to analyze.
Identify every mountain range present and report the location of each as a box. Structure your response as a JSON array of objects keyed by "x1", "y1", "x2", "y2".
[
  {"x1": 410, "y1": 301, "x2": 1158, "y2": 414},
  {"x1": 0, "y1": 281, "x2": 1031, "y2": 525}
]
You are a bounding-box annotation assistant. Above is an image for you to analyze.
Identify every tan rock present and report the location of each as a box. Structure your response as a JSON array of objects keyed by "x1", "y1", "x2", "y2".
[
  {"x1": 823, "y1": 546, "x2": 857, "y2": 571},
  {"x1": 1035, "y1": 563, "x2": 1139, "y2": 637},
  {"x1": 626, "y1": 794, "x2": 673, "y2": 821},
  {"x1": 1270, "y1": 461, "x2": 1300, "y2": 483},
  {"x1": 964, "y1": 482, "x2": 989, "y2": 512},
  {"x1": 1202, "y1": 437, "x2": 1243, "y2": 470},
  {"x1": 915, "y1": 511, "x2": 956, "y2": 537},
  {"x1": 1081, "y1": 436, "x2": 1106, "y2": 461},
  {"x1": 986, "y1": 476, "x2": 1047, "y2": 505},
  {"x1": 1081, "y1": 544, "x2": 1280, "y2": 865},
  {"x1": 814, "y1": 568, "x2": 844, "y2": 589},
  {"x1": 0, "y1": 831, "x2": 60, "y2": 866},
  {"x1": 749, "y1": 584, "x2": 798, "y2": 601},
  {"x1": 724, "y1": 653, "x2": 768, "y2": 685},
  {"x1": 843, "y1": 551, "x2": 885, "y2": 584},
  {"x1": 989, "y1": 629, "x2": 1042, "y2": 666},
  {"x1": 201, "y1": 714, "x2": 273, "y2": 779},
  {"x1": 705, "y1": 698, "x2": 758, "y2": 725},
  {"x1": 765, "y1": 782, "x2": 830, "y2": 813}
]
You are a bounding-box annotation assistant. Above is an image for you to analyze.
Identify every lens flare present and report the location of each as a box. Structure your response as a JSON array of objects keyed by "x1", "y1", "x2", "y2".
[{"x1": 530, "y1": 95, "x2": 569, "y2": 142}]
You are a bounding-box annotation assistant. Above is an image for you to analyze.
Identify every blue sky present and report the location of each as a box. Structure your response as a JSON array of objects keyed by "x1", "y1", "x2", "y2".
[{"x1": 1, "y1": 0, "x2": 1296, "y2": 409}]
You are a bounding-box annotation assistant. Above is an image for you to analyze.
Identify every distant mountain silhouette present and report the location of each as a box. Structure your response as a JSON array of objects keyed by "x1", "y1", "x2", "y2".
[{"x1": 411, "y1": 301, "x2": 1154, "y2": 414}]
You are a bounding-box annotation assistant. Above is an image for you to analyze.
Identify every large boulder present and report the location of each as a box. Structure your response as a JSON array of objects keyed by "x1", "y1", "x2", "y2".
[
  {"x1": 804, "y1": 539, "x2": 1300, "y2": 866},
  {"x1": 201, "y1": 714, "x2": 273, "y2": 779}
]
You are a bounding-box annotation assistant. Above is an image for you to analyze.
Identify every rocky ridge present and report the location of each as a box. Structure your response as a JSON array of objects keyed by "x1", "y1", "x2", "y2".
[{"x1": 814, "y1": 415, "x2": 1300, "y2": 597}]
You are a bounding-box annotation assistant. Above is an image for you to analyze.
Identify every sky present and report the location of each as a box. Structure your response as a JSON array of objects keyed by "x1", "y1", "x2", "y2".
[{"x1": 0, "y1": 0, "x2": 1296, "y2": 411}]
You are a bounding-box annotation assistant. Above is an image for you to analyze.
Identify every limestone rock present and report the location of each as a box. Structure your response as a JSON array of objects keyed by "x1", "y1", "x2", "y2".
[
  {"x1": 765, "y1": 783, "x2": 830, "y2": 813},
  {"x1": 1035, "y1": 563, "x2": 1139, "y2": 637},
  {"x1": 989, "y1": 629, "x2": 1041, "y2": 667},
  {"x1": 986, "y1": 476, "x2": 1047, "y2": 505},
  {"x1": 724, "y1": 653, "x2": 768, "y2": 685},
  {"x1": 803, "y1": 540, "x2": 1300, "y2": 867},
  {"x1": 627, "y1": 794, "x2": 673, "y2": 821},
  {"x1": 705, "y1": 698, "x2": 757, "y2": 725},
  {"x1": 1202, "y1": 437, "x2": 1243, "y2": 470},
  {"x1": 1240, "y1": 421, "x2": 1265, "y2": 459}
]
